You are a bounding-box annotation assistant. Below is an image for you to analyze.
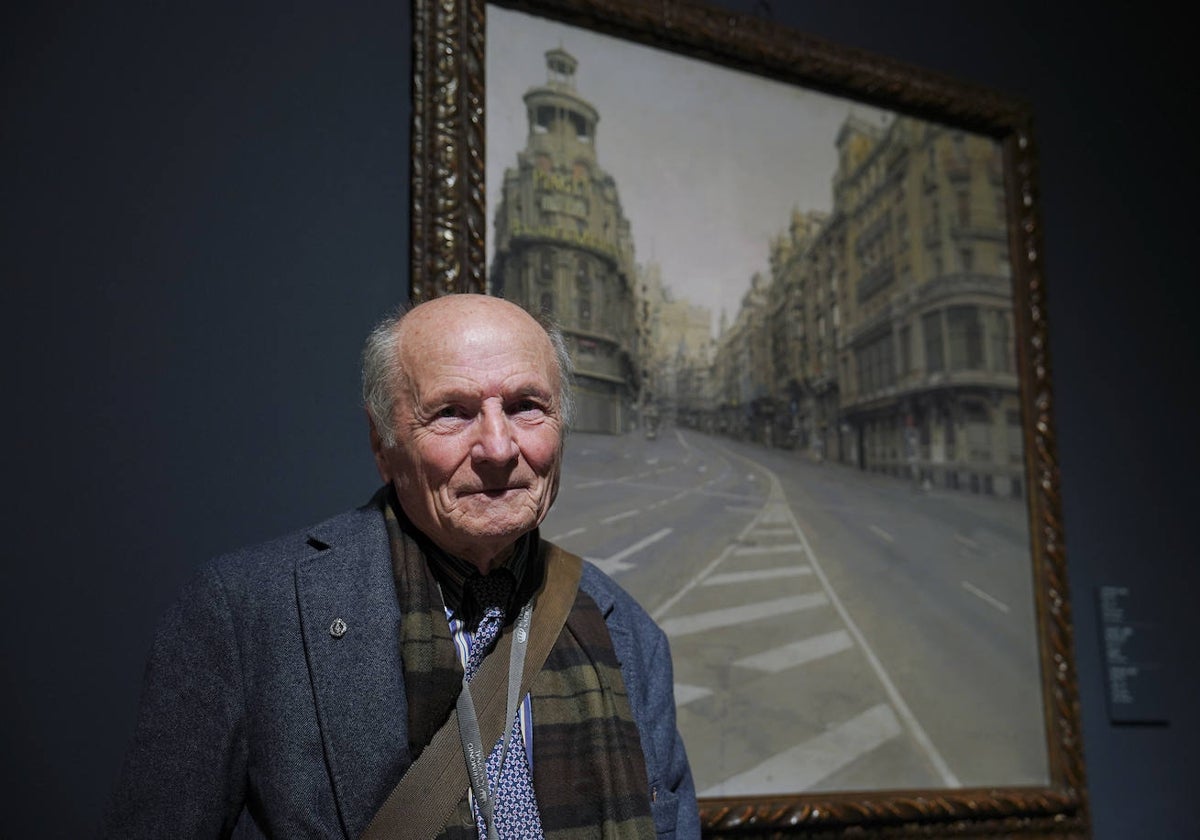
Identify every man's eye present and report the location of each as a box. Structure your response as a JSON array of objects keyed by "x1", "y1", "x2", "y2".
[
  {"x1": 435, "y1": 406, "x2": 467, "y2": 420},
  {"x1": 511, "y1": 399, "x2": 545, "y2": 415}
]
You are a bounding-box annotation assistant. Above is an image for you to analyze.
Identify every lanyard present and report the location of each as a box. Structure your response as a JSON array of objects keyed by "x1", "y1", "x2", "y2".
[{"x1": 455, "y1": 601, "x2": 533, "y2": 840}]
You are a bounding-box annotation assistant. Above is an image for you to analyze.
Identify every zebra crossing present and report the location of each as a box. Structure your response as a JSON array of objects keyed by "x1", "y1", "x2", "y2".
[{"x1": 652, "y1": 465, "x2": 954, "y2": 796}]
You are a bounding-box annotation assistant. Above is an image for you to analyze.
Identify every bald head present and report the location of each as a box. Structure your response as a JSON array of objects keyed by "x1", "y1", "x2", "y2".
[
  {"x1": 362, "y1": 294, "x2": 576, "y2": 566},
  {"x1": 362, "y1": 294, "x2": 574, "y2": 448}
]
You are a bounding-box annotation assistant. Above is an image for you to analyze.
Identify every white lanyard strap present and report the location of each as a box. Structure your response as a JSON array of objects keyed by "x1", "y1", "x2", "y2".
[{"x1": 455, "y1": 602, "x2": 533, "y2": 840}]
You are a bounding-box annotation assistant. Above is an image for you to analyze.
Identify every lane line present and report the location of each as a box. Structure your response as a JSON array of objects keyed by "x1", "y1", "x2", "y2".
[
  {"x1": 548, "y1": 526, "x2": 587, "y2": 542},
  {"x1": 659, "y1": 593, "x2": 828, "y2": 637},
  {"x1": 601, "y1": 509, "x2": 640, "y2": 524},
  {"x1": 954, "y1": 533, "x2": 980, "y2": 551},
  {"x1": 962, "y1": 580, "x2": 1010, "y2": 613},
  {"x1": 704, "y1": 567, "x2": 812, "y2": 586},
  {"x1": 585, "y1": 527, "x2": 675, "y2": 577},
  {"x1": 788, "y1": 496, "x2": 959, "y2": 787},
  {"x1": 673, "y1": 683, "x2": 712, "y2": 707},
  {"x1": 731, "y1": 544, "x2": 805, "y2": 557},
  {"x1": 607, "y1": 529, "x2": 675, "y2": 562},
  {"x1": 700, "y1": 703, "x2": 902, "y2": 796},
  {"x1": 719, "y1": 446, "x2": 962, "y2": 788},
  {"x1": 869, "y1": 524, "x2": 895, "y2": 543},
  {"x1": 746, "y1": 526, "x2": 796, "y2": 538},
  {"x1": 650, "y1": 508, "x2": 768, "y2": 620},
  {"x1": 734, "y1": 630, "x2": 853, "y2": 673}
]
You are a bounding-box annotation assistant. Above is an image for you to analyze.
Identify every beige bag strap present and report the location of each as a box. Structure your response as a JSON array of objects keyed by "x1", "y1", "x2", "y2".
[{"x1": 359, "y1": 546, "x2": 583, "y2": 840}]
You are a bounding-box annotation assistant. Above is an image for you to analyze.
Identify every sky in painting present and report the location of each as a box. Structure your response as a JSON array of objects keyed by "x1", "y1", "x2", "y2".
[{"x1": 486, "y1": 5, "x2": 893, "y2": 335}]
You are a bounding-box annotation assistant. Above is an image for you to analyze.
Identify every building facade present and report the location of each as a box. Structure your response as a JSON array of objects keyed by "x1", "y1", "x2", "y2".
[
  {"x1": 638, "y1": 261, "x2": 712, "y2": 431},
  {"x1": 710, "y1": 115, "x2": 1023, "y2": 497},
  {"x1": 489, "y1": 48, "x2": 638, "y2": 434},
  {"x1": 835, "y1": 117, "x2": 1021, "y2": 497}
]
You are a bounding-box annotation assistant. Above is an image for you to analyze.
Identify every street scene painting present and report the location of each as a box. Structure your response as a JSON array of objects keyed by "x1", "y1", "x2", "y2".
[{"x1": 485, "y1": 4, "x2": 1047, "y2": 798}]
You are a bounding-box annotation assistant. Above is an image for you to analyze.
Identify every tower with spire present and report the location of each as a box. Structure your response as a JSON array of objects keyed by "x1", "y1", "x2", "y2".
[{"x1": 489, "y1": 47, "x2": 638, "y2": 434}]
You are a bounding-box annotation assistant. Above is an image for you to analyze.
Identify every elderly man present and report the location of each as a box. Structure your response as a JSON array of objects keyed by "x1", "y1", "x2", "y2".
[{"x1": 102, "y1": 294, "x2": 698, "y2": 839}]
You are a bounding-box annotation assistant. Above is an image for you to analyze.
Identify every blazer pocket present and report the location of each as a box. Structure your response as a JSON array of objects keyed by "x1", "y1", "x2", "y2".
[{"x1": 651, "y1": 788, "x2": 680, "y2": 839}]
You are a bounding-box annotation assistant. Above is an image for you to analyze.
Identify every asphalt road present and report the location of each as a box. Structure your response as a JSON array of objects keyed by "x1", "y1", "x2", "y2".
[{"x1": 541, "y1": 426, "x2": 1048, "y2": 797}]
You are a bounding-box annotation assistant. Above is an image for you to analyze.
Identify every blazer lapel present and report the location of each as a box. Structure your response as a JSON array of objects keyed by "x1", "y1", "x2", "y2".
[{"x1": 295, "y1": 504, "x2": 410, "y2": 839}]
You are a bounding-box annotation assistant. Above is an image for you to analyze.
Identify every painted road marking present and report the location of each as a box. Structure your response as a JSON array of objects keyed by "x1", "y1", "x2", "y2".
[
  {"x1": 745, "y1": 526, "x2": 795, "y2": 538},
  {"x1": 658, "y1": 593, "x2": 828, "y2": 638},
  {"x1": 962, "y1": 580, "x2": 1010, "y2": 613},
  {"x1": 704, "y1": 567, "x2": 812, "y2": 586},
  {"x1": 954, "y1": 533, "x2": 980, "y2": 551},
  {"x1": 700, "y1": 703, "x2": 902, "y2": 796},
  {"x1": 601, "y1": 509, "x2": 640, "y2": 524},
  {"x1": 548, "y1": 526, "x2": 587, "y2": 541},
  {"x1": 719, "y1": 446, "x2": 961, "y2": 788},
  {"x1": 869, "y1": 524, "x2": 895, "y2": 543},
  {"x1": 673, "y1": 683, "x2": 712, "y2": 707},
  {"x1": 586, "y1": 527, "x2": 673, "y2": 576},
  {"x1": 731, "y1": 543, "x2": 805, "y2": 557},
  {"x1": 735, "y1": 629, "x2": 853, "y2": 673}
]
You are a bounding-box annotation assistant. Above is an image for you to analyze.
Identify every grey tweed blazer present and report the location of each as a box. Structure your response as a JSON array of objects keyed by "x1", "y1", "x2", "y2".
[{"x1": 100, "y1": 496, "x2": 698, "y2": 839}]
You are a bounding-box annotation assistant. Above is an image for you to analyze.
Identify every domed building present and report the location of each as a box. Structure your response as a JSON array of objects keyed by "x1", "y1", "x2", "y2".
[{"x1": 489, "y1": 48, "x2": 639, "y2": 434}]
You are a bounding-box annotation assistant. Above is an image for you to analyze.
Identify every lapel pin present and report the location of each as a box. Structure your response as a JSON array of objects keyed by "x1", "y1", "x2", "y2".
[{"x1": 329, "y1": 617, "x2": 348, "y2": 639}]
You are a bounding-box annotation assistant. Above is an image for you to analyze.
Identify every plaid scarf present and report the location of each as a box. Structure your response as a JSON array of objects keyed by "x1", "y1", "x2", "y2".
[{"x1": 383, "y1": 496, "x2": 656, "y2": 840}]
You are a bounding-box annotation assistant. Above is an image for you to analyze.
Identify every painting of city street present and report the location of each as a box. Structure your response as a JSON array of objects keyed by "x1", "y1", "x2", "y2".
[{"x1": 484, "y1": 3, "x2": 1047, "y2": 799}]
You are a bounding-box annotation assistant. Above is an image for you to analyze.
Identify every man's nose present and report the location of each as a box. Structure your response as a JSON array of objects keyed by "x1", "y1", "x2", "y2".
[{"x1": 473, "y1": 405, "x2": 519, "y2": 463}]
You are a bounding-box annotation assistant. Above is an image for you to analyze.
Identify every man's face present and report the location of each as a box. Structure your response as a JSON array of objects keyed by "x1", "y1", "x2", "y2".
[{"x1": 371, "y1": 296, "x2": 564, "y2": 570}]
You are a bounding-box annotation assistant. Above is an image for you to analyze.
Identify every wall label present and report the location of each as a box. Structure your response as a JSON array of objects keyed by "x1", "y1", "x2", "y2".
[{"x1": 1096, "y1": 585, "x2": 1168, "y2": 725}]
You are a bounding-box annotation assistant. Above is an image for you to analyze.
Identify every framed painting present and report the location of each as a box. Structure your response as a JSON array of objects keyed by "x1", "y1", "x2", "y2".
[{"x1": 409, "y1": 0, "x2": 1088, "y2": 836}]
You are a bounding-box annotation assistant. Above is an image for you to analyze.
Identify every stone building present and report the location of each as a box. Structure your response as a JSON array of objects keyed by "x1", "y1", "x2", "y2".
[
  {"x1": 638, "y1": 261, "x2": 712, "y2": 429},
  {"x1": 712, "y1": 272, "x2": 771, "y2": 442},
  {"x1": 712, "y1": 114, "x2": 1023, "y2": 497},
  {"x1": 833, "y1": 116, "x2": 1022, "y2": 497},
  {"x1": 489, "y1": 48, "x2": 638, "y2": 434},
  {"x1": 766, "y1": 208, "x2": 831, "y2": 453}
]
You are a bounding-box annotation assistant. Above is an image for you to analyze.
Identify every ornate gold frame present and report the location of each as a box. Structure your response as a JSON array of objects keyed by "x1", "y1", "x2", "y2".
[{"x1": 409, "y1": 0, "x2": 1089, "y2": 836}]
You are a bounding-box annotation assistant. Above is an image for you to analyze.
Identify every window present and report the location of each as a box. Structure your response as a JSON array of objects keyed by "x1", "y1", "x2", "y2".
[
  {"x1": 991, "y1": 310, "x2": 1014, "y2": 373},
  {"x1": 856, "y1": 334, "x2": 895, "y2": 394},
  {"x1": 956, "y1": 189, "x2": 971, "y2": 226},
  {"x1": 576, "y1": 256, "x2": 590, "y2": 290},
  {"x1": 952, "y1": 133, "x2": 967, "y2": 162},
  {"x1": 1007, "y1": 410, "x2": 1024, "y2": 463},
  {"x1": 923, "y1": 311, "x2": 944, "y2": 373},
  {"x1": 948, "y1": 306, "x2": 983, "y2": 370}
]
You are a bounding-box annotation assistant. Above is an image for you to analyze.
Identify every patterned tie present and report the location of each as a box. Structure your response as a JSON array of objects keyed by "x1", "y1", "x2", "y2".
[{"x1": 463, "y1": 575, "x2": 545, "y2": 840}]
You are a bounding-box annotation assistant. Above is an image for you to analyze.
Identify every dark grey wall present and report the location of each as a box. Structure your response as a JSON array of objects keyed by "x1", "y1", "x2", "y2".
[
  {"x1": 2, "y1": 2, "x2": 1195, "y2": 838},
  {"x1": 2, "y1": 2, "x2": 411, "y2": 835}
]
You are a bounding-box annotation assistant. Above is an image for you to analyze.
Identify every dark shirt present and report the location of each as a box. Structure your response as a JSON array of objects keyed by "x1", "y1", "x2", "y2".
[{"x1": 387, "y1": 491, "x2": 544, "y2": 631}]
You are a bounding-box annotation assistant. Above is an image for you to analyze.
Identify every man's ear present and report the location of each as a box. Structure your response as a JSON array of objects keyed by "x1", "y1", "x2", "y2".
[{"x1": 367, "y1": 411, "x2": 391, "y2": 482}]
